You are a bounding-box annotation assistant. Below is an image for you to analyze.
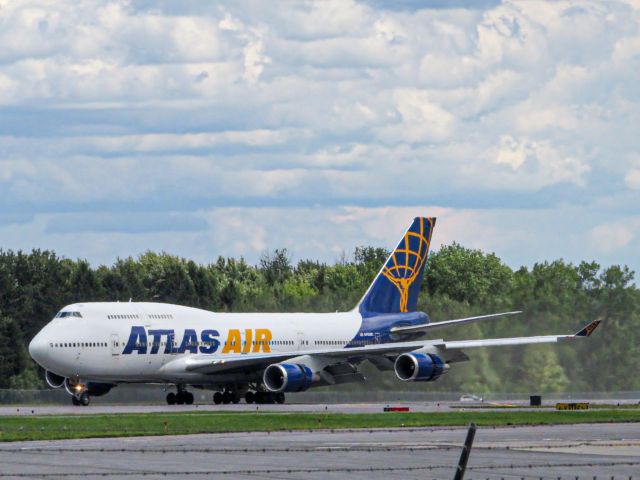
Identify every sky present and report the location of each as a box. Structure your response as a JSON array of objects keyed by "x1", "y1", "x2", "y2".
[{"x1": 0, "y1": 0, "x2": 639, "y2": 275}]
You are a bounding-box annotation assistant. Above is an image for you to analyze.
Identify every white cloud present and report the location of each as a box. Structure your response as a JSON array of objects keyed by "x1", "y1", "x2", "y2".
[
  {"x1": 489, "y1": 135, "x2": 590, "y2": 188},
  {"x1": 376, "y1": 88, "x2": 458, "y2": 143},
  {"x1": 0, "y1": 0, "x2": 638, "y2": 277},
  {"x1": 588, "y1": 221, "x2": 636, "y2": 254},
  {"x1": 626, "y1": 168, "x2": 640, "y2": 189}
]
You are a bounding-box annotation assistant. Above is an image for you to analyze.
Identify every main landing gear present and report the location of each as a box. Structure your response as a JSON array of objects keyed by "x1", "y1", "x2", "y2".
[
  {"x1": 212, "y1": 389, "x2": 241, "y2": 405},
  {"x1": 166, "y1": 386, "x2": 194, "y2": 405},
  {"x1": 236, "y1": 383, "x2": 285, "y2": 404},
  {"x1": 211, "y1": 388, "x2": 284, "y2": 405},
  {"x1": 243, "y1": 391, "x2": 285, "y2": 404}
]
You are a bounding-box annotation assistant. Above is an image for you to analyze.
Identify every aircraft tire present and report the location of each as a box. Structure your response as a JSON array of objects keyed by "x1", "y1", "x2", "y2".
[
  {"x1": 222, "y1": 391, "x2": 231, "y2": 404},
  {"x1": 245, "y1": 391, "x2": 255, "y2": 404},
  {"x1": 255, "y1": 392, "x2": 275, "y2": 404},
  {"x1": 71, "y1": 396, "x2": 80, "y2": 406},
  {"x1": 185, "y1": 392, "x2": 194, "y2": 405},
  {"x1": 213, "y1": 392, "x2": 223, "y2": 404},
  {"x1": 231, "y1": 392, "x2": 241, "y2": 404},
  {"x1": 166, "y1": 392, "x2": 176, "y2": 405},
  {"x1": 275, "y1": 392, "x2": 285, "y2": 404},
  {"x1": 176, "y1": 392, "x2": 185, "y2": 405},
  {"x1": 80, "y1": 392, "x2": 90, "y2": 406}
]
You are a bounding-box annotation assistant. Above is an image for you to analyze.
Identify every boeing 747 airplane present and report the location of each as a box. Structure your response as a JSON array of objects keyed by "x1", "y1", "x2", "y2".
[{"x1": 29, "y1": 217, "x2": 600, "y2": 406}]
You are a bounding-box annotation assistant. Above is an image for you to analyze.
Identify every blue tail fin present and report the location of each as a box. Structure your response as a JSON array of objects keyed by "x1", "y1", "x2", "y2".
[{"x1": 357, "y1": 217, "x2": 435, "y2": 315}]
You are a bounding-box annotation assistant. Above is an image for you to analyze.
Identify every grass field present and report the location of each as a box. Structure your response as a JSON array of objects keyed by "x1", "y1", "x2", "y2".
[{"x1": 1, "y1": 409, "x2": 640, "y2": 442}]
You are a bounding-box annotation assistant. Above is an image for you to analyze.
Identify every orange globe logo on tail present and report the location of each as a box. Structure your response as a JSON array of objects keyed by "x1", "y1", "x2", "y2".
[{"x1": 380, "y1": 217, "x2": 434, "y2": 312}]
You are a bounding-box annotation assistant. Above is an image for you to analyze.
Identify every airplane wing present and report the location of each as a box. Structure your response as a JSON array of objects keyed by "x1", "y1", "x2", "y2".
[
  {"x1": 434, "y1": 319, "x2": 601, "y2": 358},
  {"x1": 173, "y1": 319, "x2": 601, "y2": 375},
  {"x1": 179, "y1": 341, "x2": 427, "y2": 374},
  {"x1": 390, "y1": 311, "x2": 522, "y2": 335}
]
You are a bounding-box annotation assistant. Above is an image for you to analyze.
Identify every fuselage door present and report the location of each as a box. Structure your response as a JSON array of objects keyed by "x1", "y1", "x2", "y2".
[
  {"x1": 111, "y1": 333, "x2": 120, "y2": 356},
  {"x1": 296, "y1": 331, "x2": 306, "y2": 351}
]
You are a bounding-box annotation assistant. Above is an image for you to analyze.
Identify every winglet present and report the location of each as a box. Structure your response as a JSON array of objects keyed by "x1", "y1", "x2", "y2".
[{"x1": 575, "y1": 319, "x2": 602, "y2": 337}]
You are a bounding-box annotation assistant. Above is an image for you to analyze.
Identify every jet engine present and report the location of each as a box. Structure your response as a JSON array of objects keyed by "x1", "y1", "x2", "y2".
[
  {"x1": 263, "y1": 363, "x2": 314, "y2": 392},
  {"x1": 45, "y1": 370, "x2": 66, "y2": 389},
  {"x1": 394, "y1": 352, "x2": 447, "y2": 382}
]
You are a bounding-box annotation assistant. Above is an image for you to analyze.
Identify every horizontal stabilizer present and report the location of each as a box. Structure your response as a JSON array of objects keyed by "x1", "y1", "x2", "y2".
[{"x1": 390, "y1": 311, "x2": 522, "y2": 335}]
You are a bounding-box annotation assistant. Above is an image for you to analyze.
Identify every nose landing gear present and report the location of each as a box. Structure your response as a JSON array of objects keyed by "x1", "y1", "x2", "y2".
[{"x1": 71, "y1": 391, "x2": 90, "y2": 406}]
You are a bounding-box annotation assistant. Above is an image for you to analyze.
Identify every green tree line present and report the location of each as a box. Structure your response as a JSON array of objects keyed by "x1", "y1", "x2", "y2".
[{"x1": 1, "y1": 244, "x2": 638, "y2": 393}]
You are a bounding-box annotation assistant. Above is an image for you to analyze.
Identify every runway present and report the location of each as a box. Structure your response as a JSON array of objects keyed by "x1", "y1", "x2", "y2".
[
  {"x1": 2, "y1": 398, "x2": 638, "y2": 416},
  {"x1": 1, "y1": 423, "x2": 639, "y2": 479},
  {"x1": 0, "y1": 401, "x2": 480, "y2": 416}
]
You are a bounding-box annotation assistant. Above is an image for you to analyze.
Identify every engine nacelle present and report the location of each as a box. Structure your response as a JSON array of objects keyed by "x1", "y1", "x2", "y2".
[
  {"x1": 394, "y1": 352, "x2": 447, "y2": 382},
  {"x1": 263, "y1": 363, "x2": 314, "y2": 393},
  {"x1": 45, "y1": 370, "x2": 66, "y2": 389}
]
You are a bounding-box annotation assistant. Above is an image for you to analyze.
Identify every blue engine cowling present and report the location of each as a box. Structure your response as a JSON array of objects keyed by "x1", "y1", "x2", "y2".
[
  {"x1": 263, "y1": 363, "x2": 314, "y2": 393},
  {"x1": 394, "y1": 352, "x2": 446, "y2": 382}
]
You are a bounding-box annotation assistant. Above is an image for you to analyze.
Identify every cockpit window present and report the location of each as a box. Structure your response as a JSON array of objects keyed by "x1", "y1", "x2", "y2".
[{"x1": 55, "y1": 311, "x2": 83, "y2": 318}]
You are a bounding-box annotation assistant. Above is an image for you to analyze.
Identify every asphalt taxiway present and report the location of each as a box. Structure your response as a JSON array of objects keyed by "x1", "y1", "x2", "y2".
[{"x1": 1, "y1": 423, "x2": 639, "y2": 479}]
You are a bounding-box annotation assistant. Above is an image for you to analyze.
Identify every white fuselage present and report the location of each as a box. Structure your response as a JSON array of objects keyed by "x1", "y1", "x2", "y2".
[{"x1": 29, "y1": 302, "x2": 364, "y2": 385}]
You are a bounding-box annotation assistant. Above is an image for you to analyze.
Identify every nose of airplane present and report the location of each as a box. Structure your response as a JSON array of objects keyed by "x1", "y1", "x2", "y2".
[{"x1": 28, "y1": 331, "x2": 48, "y2": 367}]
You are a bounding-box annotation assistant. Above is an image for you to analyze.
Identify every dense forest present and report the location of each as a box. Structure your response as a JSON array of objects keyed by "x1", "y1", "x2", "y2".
[{"x1": 1, "y1": 244, "x2": 638, "y2": 393}]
